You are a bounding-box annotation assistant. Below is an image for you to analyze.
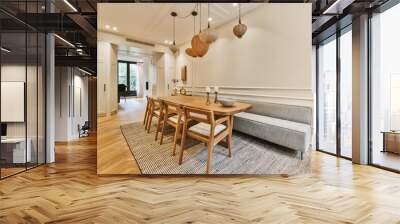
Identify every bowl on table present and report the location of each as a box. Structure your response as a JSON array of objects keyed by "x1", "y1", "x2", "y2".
[{"x1": 219, "y1": 99, "x2": 236, "y2": 107}]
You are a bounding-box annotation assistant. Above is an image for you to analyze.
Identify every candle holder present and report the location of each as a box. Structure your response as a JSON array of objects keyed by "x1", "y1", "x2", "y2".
[
  {"x1": 214, "y1": 91, "x2": 218, "y2": 103},
  {"x1": 206, "y1": 92, "x2": 211, "y2": 105}
]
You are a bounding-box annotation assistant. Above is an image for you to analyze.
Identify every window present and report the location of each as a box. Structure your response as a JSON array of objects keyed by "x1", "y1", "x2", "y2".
[
  {"x1": 317, "y1": 36, "x2": 337, "y2": 155},
  {"x1": 316, "y1": 26, "x2": 353, "y2": 159},
  {"x1": 340, "y1": 28, "x2": 352, "y2": 158},
  {"x1": 370, "y1": 3, "x2": 400, "y2": 171},
  {"x1": 118, "y1": 61, "x2": 137, "y2": 96}
]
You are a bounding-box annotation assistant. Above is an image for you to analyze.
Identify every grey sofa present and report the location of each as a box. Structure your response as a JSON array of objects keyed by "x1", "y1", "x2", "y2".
[{"x1": 233, "y1": 100, "x2": 313, "y2": 159}]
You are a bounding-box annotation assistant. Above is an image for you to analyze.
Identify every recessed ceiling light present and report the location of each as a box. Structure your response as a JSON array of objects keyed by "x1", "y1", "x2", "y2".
[
  {"x1": 112, "y1": 26, "x2": 118, "y2": 31},
  {"x1": 105, "y1": 25, "x2": 110, "y2": 29},
  {"x1": 232, "y1": 3, "x2": 238, "y2": 7},
  {"x1": 208, "y1": 17, "x2": 213, "y2": 22}
]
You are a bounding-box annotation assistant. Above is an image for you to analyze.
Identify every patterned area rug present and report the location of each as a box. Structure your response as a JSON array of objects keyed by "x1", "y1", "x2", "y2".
[{"x1": 121, "y1": 122, "x2": 311, "y2": 175}]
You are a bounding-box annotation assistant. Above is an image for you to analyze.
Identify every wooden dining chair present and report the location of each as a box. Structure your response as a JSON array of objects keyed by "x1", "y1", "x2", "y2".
[
  {"x1": 146, "y1": 97, "x2": 162, "y2": 133},
  {"x1": 159, "y1": 101, "x2": 184, "y2": 155},
  {"x1": 179, "y1": 107, "x2": 231, "y2": 174},
  {"x1": 143, "y1": 96, "x2": 150, "y2": 126}
]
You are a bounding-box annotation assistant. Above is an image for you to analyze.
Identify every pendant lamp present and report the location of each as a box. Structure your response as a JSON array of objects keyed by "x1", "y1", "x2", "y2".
[
  {"x1": 199, "y1": 3, "x2": 217, "y2": 44},
  {"x1": 191, "y1": 4, "x2": 208, "y2": 57},
  {"x1": 233, "y1": 3, "x2": 247, "y2": 38},
  {"x1": 185, "y1": 11, "x2": 198, "y2": 58},
  {"x1": 169, "y1": 12, "x2": 179, "y2": 54}
]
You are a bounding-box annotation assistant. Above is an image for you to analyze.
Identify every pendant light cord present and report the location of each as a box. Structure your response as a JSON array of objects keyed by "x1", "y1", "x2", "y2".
[
  {"x1": 239, "y1": 3, "x2": 242, "y2": 24},
  {"x1": 199, "y1": 3, "x2": 202, "y2": 33},
  {"x1": 173, "y1": 16, "x2": 175, "y2": 45},
  {"x1": 207, "y1": 3, "x2": 210, "y2": 29}
]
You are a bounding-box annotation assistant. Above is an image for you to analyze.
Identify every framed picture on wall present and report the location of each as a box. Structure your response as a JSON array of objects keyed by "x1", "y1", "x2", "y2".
[{"x1": 181, "y1": 66, "x2": 187, "y2": 82}]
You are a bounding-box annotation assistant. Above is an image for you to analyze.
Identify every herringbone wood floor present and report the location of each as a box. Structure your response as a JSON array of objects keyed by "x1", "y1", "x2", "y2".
[
  {"x1": 1, "y1": 134, "x2": 400, "y2": 223},
  {"x1": 1, "y1": 98, "x2": 400, "y2": 223}
]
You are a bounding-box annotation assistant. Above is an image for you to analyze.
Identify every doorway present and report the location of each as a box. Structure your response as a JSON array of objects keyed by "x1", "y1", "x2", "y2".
[{"x1": 118, "y1": 60, "x2": 138, "y2": 96}]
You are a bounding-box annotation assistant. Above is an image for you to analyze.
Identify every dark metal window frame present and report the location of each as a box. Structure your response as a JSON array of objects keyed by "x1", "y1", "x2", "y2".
[
  {"x1": 117, "y1": 60, "x2": 138, "y2": 96},
  {"x1": 315, "y1": 24, "x2": 352, "y2": 161}
]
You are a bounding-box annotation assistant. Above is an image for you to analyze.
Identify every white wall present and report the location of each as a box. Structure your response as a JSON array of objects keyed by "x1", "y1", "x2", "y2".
[
  {"x1": 175, "y1": 4, "x2": 313, "y2": 107},
  {"x1": 97, "y1": 31, "x2": 176, "y2": 114},
  {"x1": 54, "y1": 67, "x2": 89, "y2": 141},
  {"x1": 97, "y1": 41, "x2": 118, "y2": 116}
]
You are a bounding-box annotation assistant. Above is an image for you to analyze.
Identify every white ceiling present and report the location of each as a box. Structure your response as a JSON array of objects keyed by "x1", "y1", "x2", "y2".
[{"x1": 98, "y1": 3, "x2": 262, "y2": 46}]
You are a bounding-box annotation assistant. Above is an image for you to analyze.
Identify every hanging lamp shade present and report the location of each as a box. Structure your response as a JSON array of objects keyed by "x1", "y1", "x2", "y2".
[
  {"x1": 185, "y1": 48, "x2": 197, "y2": 57},
  {"x1": 233, "y1": 23, "x2": 247, "y2": 38},
  {"x1": 169, "y1": 12, "x2": 179, "y2": 54},
  {"x1": 233, "y1": 4, "x2": 247, "y2": 38},
  {"x1": 169, "y1": 41, "x2": 179, "y2": 54},
  {"x1": 199, "y1": 4, "x2": 217, "y2": 44},
  {"x1": 191, "y1": 34, "x2": 208, "y2": 57}
]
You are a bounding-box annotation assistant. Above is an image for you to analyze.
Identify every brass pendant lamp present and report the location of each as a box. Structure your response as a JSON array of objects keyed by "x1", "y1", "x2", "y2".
[
  {"x1": 169, "y1": 12, "x2": 179, "y2": 54},
  {"x1": 233, "y1": 3, "x2": 247, "y2": 38}
]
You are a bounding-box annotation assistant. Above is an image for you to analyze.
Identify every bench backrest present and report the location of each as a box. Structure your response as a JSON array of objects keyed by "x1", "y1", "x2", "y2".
[{"x1": 241, "y1": 100, "x2": 312, "y2": 125}]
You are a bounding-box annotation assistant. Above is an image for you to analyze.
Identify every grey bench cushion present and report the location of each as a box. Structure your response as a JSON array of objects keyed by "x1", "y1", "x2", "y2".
[
  {"x1": 239, "y1": 100, "x2": 313, "y2": 125},
  {"x1": 234, "y1": 112, "x2": 311, "y2": 152}
]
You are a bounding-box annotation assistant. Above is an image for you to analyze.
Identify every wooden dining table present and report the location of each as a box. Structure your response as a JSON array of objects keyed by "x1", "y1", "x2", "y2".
[{"x1": 158, "y1": 95, "x2": 252, "y2": 148}]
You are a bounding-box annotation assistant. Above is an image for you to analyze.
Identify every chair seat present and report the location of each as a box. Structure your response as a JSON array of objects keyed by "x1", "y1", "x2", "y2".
[
  {"x1": 189, "y1": 122, "x2": 226, "y2": 136},
  {"x1": 168, "y1": 115, "x2": 185, "y2": 124}
]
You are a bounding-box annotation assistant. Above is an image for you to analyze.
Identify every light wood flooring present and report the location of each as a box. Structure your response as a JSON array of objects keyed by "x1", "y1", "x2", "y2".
[
  {"x1": 97, "y1": 98, "x2": 144, "y2": 175},
  {"x1": 1, "y1": 132, "x2": 400, "y2": 223},
  {"x1": 1, "y1": 98, "x2": 399, "y2": 223}
]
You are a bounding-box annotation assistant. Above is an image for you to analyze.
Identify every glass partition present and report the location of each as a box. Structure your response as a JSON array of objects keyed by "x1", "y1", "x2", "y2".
[{"x1": 0, "y1": 1, "x2": 46, "y2": 179}]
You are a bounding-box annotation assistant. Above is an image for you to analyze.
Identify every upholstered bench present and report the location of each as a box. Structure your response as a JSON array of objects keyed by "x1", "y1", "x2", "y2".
[{"x1": 233, "y1": 100, "x2": 312, "y2": 159}]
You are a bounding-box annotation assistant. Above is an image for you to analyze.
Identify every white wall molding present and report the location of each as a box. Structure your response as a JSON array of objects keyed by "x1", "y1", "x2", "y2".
[
  {"x1": 178, "y1": 85, "x2": 311, "y2": 91},
  {"x1": 193, "y1": 90, "x2": 313, "y2": 101}
]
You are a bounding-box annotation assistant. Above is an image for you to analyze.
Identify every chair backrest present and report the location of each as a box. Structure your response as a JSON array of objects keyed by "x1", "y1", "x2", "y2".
[
  {"x1": 163, "y1": 101, "x2": 180, "y2": 116},
  {"x1": 183, "y1": 106, "x2": 214, "y2": 125},
  {"x1": 148, "y1": 97, "x2": 160, "y2": 109}
]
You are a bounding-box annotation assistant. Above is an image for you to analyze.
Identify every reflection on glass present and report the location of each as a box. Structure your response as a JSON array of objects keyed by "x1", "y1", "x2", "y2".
[
  {"x1": 27, "y1": 32, "x2": 38, "y2": 169},
  {"x1": 318, "y1": 37, "x2": 337, "y2": 154},
  {"x1": 371, "y1": 3, "x2": 400, "y2": 171},
  {"x1": 340, "y1": 29, "x2": 352, "y2": 158}
]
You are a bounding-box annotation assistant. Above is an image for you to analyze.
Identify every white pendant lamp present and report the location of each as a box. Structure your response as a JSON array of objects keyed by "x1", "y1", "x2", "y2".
[{"x1": 199, "y1": 3, "x2": 217, "y2": 44}]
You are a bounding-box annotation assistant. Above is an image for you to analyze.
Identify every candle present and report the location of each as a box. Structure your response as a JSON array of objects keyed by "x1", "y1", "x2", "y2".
[
  {"x1": 214, "y1": 86, "x2": 219, "y2": 93},
  {"x1": 205, "y1": 86, "x2": 211, "y2": 93}
]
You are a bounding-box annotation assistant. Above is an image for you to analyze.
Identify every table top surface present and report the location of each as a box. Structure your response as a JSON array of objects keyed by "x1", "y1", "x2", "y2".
[{"x1": 159, "y1": 95, "x2": 252, "y2": 115}]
